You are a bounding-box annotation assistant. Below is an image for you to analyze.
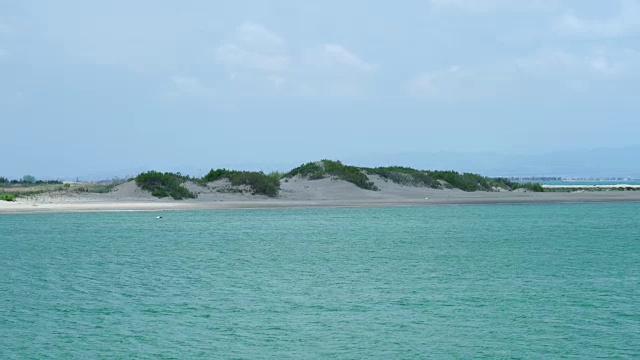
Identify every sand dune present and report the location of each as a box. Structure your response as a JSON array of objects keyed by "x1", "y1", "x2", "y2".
[{"x1": 2, "y1": 177, "x2": 640, "y2": 213}]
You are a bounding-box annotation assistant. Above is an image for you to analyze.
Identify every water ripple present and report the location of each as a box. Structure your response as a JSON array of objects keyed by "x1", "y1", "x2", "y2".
[{"x1": 1, "y1": 204, "x2": 639, "y2": 358}]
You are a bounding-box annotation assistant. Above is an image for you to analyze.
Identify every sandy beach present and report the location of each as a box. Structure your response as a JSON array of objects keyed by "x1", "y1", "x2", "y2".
[{"x1": 2, "y1": 176, "x2": 640, "y2": 214}]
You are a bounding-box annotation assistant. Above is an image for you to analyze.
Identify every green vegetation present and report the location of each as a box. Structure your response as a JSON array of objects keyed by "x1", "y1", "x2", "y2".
[
  {"x1": 0, "y1": 178, "x2": 126, "y2": 200},
  {"x1": 203, "y1": 169, "x2": 280, "y2": 197},
  {"x1": 1, "y1": 161, "x2": 546, "y2": 201},
  {"x1": 285, "y1": 162, "x2": 326, "y2": 180},
  {"x1": 0, "y1": 176, "x2": 62, "y2": 186},
  {"x1": 134, "y1": 171, "x2": 196, "y2": 200},
  {"x1": 516, "y1": 182, "x2": 545, "y2": 192},
  {"x1": 285, "y1": 160, "x2": 544, "y2": 193},
  {"x1": 491, "y1": 178, "x2": 544, "y2": 192},
  {"x1": 426, "y1": 171, "x2": 491, "y2": 191},
  {"x1": 364, "y1": 166, "x2": 441, "y2": 188},
  {"x1": 74, "y1": 180, "x2": 126, "y2": 194},
  {"x1": 0, "y1": 193, "x2": 16, "y2": 202},
  {"x1": 286, "y1": 160, "x2": 378, "y2": 190},
  {"x1": 0, "y1": 184, "x2": 66, "y2": 198},
  {"x1": 132, "y1": 168, "x2": 281, "y2": 199},
  {"x1": 365, "y1": 167, "x2": 544, "y2": 192}
]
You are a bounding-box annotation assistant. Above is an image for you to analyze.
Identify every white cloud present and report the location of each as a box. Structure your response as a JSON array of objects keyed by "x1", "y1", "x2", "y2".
[
  {"x1": 516, "y1": 49, "x2": 621, "y2": 78},
  {"x1": 297, "y1": 44, "x2": 378, "y2": 97},
  {"x1": 169, "y1": 75, "x2": 215, "y2": 99},
  {"x1": 214, "y1": 22, "x2": 377, "y2": 97},
  {"x1": 24, "y1": 2, "x2": 218, "y2": 71},
  {"x1": 303, "y1": 44, "x2": 377, "y2": 73},
  {"x1": 215, "y1": 22, "x2": 290, "y2": 74},
  {"x1": 410, "y1": 65, "x2": 494, "y2": 100},
  {"x1": 410, "y1": 47, "x2": 637, "y2": 101},
  {"x1": 233, "y1": 22, "x2": 285, "y2": 53},
  {"x1": 412, "y1": 65, "x2": 462, "y2": 95},
  {"x1": 554, "y1": 0, "x2": 640, "y2": 37},
  {"x1": 588, "y1": 57, "x2": 619, "y2": 76},
  {"x1": 216, "y1": 44, "x2": 289, "y2": 72},
  {"x1": 429, "y1": 0, "x2": 557, "y2": 12}
]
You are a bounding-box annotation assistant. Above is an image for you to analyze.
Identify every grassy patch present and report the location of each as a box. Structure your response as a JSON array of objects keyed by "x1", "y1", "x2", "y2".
[
  {"x1": 424, "y1": 171, "x2": 491, "y2": 191},
  {"x1": 515, "y1": 182, "x2": 545, "y2": 192},
  {"x1": 203, "y1": 169, "x2": 280, "y2": 197},
  {"x1": 286, "y1": 160, "x2": 378, "y2": 191},
  {"x1": 0, "y1": 193, "x2": 16, "y2": 201},
  {"x1": 370, "y1": 168, "x2": 544, "y2": 192},
  {"x1": 286, "y1": 161, "x2": 544, "y2": 193},
  {"x1": 0, "y1": 184, "x2": 67, "y2": 197},
  {"x1": 74, "y1": 180, "x2": 126, "y2": 194},
  {"x1": 285, "y1": 162, "x2": 326, "y2": 180},
  {"x1": 134, "y1": 171, "x2": 197, "y2": 200},
  {"x1": 365, "y1": 166, "x2": 441, "y2": 188}
]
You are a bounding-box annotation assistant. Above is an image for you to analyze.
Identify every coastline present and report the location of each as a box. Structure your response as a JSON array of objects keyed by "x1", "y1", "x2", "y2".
[
  {"x1": 542, "y1": 184, "x2": 640, "y2": 189},
  {"x1": 2, "y1": 191, "x2": 640, "y2": 214}
]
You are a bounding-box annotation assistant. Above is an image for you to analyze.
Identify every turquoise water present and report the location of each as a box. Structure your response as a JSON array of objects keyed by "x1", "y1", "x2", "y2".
[{"x1": 1, "y1": 204, "x2": 639, "y2": 358}]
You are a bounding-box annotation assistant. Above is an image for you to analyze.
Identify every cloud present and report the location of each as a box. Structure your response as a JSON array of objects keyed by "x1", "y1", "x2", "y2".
[
  {"x1": 303, "y1": 44, "x2": 377, "y2": 73},
  {"x1": 22, "y1": 1, "x2": 226, "y2": 71},
  {"x1": 216, "y1": 44, "x2": 290, "y2": 72},
  {"x1": 512, "y1": 47, "x2": 640, "y2": 92},
  {"x1": 410, "y1": 65, "x2": 494, "y2": 100},
  {"x1": 169, "y1": 75, "x2": 215, "y2": 99},
  {"x1": 215, "y1": 22, "x2": 290, "y2": 74},
  {"x1": 516, "y1": 49, "x2": 621, "y2": 78},
  {"x1": 554, "y1": 0, "x2": 640, "y2": 37},
  {"x1": 410, "y1": 46, "x2": 637, "y2": 101},
  {"x1": 297, "y1": 44, "x2": 377, "y2": 96},
  {"x1": 233, "y1": 22, "x2": 285, "y2": 53},
  {"x1": 411, "y1": 65, "x2": 462, "y2": 94},
  {"x1": 429, "y1": 0, "x2": 557, "y2": 12},
  {"x1": 214, "y1": 22, "x2": 377, "y2": 97},
  {"x1": 588, "y1": 57, "x2": 619, "y2": 76}
]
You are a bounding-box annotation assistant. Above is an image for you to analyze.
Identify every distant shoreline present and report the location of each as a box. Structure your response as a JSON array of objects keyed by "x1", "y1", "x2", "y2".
[
  {"x1": 3, "y1": 192, "x2": 640, "y2": 214},
  {"x1": 3, "y1": 160, "x2": 640, "y2": 214},
  {"x1": 542, "y1": 184, "x2": 640, "y2": 189}
]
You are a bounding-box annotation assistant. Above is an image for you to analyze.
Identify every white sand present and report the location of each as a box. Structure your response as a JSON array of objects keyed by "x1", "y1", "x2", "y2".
[{"x1": 2, "y1": 178, "x2": 640, "y2": 214}]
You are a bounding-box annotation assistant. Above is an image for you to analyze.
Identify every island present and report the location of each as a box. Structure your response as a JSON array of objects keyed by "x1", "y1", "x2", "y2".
[{"x1": 1, "y1": 160, "x2": 639, "y2": 213}]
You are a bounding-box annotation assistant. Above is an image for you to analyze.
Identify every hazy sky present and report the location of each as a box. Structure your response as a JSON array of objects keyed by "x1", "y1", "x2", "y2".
[{"x1": 1, "y1": 0, "x2": 639, "y2": 178}]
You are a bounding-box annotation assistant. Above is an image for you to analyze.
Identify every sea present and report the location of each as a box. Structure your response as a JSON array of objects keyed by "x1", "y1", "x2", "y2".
[{"x1": 1, "y1": 204, "x2": 639, "y2": 358}]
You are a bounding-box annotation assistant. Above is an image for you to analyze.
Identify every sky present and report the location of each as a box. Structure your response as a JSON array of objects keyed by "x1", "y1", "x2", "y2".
[{"x1": 1, "y1": 0, "x2": 639, "y2": 178}]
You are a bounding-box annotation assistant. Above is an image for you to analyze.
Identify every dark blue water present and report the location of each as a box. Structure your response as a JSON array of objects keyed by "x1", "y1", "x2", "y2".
[{"x1": 2, "y1": 204, "x2": 639, "y2": 358}]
